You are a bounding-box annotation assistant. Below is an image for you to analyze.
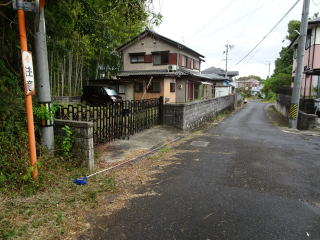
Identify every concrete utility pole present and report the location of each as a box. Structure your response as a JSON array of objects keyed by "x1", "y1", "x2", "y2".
[
  {"x1": 34, "y1": 0, "x2": 54, "y2": 150},
  {"x1": 289, "y1": 0, "x2": 310, "y2": 129},
  {"x1": 223, "y1": 42, "x2": 234, "y2": 79}
]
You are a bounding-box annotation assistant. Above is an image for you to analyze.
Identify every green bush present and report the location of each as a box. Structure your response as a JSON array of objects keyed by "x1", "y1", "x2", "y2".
[{"x1": 0, "y1": 60, "x2": 33, "y2": 190}]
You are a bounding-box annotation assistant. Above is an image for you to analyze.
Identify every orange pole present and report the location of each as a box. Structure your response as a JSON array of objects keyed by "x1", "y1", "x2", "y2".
[
  {"x1": 17, "y1": 9, "x2": 38, "y2": 179},
  {"x1": 40, "y1": 0, "x2": 45, "y2": 8}
]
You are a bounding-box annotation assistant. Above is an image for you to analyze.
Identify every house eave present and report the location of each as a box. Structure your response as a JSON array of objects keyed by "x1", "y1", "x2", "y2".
[{"x1": 116, "y1": 29, "x2": 205, "y2": 59}]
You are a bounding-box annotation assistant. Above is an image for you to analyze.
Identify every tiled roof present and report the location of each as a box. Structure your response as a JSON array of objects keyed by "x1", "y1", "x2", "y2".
[
  {"x1": 117, "y1": 68, "x2": 226, "y2": 81},
  {"x1": 309, "y1": 17, "x2": 320, "y2": 25},
  {"x1": 202, "y1": 66, "x2": 239, "y2": 77},
  {"x1": 179, "y1": 68, "x2": 227, "y2": 80},
  {"x1": 117, "y1": 70, "x2": 185, "y2": 77}
]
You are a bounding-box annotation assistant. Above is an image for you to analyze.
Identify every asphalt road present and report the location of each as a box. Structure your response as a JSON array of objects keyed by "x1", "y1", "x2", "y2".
[{"x1": 81, "y1": 101, "x2": 320, "y2": 240}]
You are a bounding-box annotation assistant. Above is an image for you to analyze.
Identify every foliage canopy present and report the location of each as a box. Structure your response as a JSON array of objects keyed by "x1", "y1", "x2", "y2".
[
  {"x1": 262, "y1": 20, "x2": 300, "y2": 98},
  {"x1": 0, "y1": 0, "x2": 161, "y2": 190}
]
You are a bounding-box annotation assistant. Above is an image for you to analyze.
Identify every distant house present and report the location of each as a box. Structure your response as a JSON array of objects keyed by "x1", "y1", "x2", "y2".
[
  {"x1": 115, "y1": 29, "x2": 226, "y2": 103},
  {"x1": 202, "y1": 66, "x2": 239, "y2": 97},
  {"x1": 236, "y1": 78, "x2": 262, "y2": 96},
  {"x1": 289, "y1": 18, "x2": 320, "y2": 99}
]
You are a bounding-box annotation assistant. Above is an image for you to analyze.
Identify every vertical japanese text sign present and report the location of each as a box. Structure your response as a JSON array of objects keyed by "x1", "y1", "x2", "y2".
[{"x1": 21, "y1": 51, "x2": 35, "y2": 95}]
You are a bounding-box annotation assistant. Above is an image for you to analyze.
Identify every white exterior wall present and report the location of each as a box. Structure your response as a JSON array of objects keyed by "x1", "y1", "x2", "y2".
[
  {"x1": 314, "y1": 26, "x2": 320, "y2": 44},
  {"x1": 215, "y1": 87, "x2": 230, "y2": 98}
]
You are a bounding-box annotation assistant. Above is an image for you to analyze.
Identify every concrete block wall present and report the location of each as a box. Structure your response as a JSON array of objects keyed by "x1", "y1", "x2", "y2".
[
  {"x1": 275, "y1": 94, "x2": 291, "y2": 118},
  {"x1": 54, "y1": 119, "x2": 94, "y2": 170},
  {"x1": 276, "y1": 94, "x2": 317, "y2": 130},
  {"x1": 298, "y1": 111, "x2": 317, "y2": 130},
  {"x1": 163, "y1": 95, "x2": 237, "y2": 130}
]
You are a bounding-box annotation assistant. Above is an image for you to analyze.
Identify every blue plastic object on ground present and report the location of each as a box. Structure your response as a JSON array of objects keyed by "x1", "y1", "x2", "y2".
[{"x1": 73, "y1": 177, "x2": 88, "y2": 185}]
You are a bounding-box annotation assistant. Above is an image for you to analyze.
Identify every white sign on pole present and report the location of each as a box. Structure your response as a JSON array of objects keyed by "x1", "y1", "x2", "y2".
[{"x1": 21, "y1": 51, "x2": 35, "y2": 95}]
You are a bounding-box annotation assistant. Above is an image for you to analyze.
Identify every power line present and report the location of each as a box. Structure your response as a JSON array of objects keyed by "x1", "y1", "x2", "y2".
[
  {"x1": 231, "y1": 0, "x2": 301, "y2": 69},
  {"x1": 312, "y1": 0, "x2": 320, "y2": 6},
  {"x1": 233, "y1": 0, "x2": 263, "y2": 39},
  {"x1": 203, "y1": 0, "x2": 277, "y2": 38},
  {"x1": 186, "y1": 0, "x2": 238, "y2": 40}
]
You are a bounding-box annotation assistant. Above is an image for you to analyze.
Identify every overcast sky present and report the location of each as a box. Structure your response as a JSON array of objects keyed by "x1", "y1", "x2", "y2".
[{"x1": 151, "y1": 0, "x2": 319, "y2": 79}]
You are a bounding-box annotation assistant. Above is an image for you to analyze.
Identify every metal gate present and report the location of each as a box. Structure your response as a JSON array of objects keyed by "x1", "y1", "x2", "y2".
[{"x1": 56, "y1": 97, "x2": 163, "y2": 144}]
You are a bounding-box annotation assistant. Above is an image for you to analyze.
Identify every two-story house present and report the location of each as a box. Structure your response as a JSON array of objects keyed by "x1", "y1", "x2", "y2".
[
  {"x1": 290, "y1": 17, "x2": 320, "y2": 100},
  {"x1": 116, "y1": 29, "x2": 226, "y2": 103}
]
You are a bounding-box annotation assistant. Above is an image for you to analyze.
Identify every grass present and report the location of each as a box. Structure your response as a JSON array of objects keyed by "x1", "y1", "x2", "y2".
[
  {"x1": 149, "y1": 147, "x2": 172, "y2": 161},
  {"x1": 260, "y1": 98, "x2": 276, "y2": 103},
  {"x1": 1, "y1": 103, "x2": 238, "y2": 239},
  {"x1": 0, "y1": 155, "x2": 118, "y2": 240}
]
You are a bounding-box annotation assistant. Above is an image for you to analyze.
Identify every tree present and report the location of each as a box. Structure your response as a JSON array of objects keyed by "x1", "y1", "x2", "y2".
[
  {"x1": 0, "y1": 0, "x2": 162, "y2": 188},
  {"x1": 286, "y1": 20, "x2": 300, "y2": 42},
  {"x1": 0, "y1": 0, "x2": 162, "y2": 96},
  {"x1": 262, "y1": 20, "x2": 300, "y2": 98},
  {"x1": 238, "y1": 75, "x2": 263, "y2": 82}
]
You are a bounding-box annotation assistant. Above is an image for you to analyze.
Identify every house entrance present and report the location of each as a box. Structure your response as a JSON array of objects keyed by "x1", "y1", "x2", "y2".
[{"x1": 56, "y1": 98, "x2": 163, "y2": 144}]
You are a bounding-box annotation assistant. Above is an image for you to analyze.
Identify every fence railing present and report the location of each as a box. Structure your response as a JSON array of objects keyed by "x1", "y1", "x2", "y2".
[{"x1": 56, "y1": 97, "x2": 162, "y2": 144}]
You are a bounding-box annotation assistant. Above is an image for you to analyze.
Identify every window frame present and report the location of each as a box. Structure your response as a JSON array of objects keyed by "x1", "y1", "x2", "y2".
[
  {"x1": 194, "y1": 60, "x2": 200, "y2": 69},
  {"x1": 134, "y1": 82, "x2": 143, "y2": 93},
  {"x1": 152, "y1": 51, "x2": 169, "y2": 65},
  {"x1": 170, "y1": 82, "x2": 176, "y2": 92},
  {"x1": 118, "y1": 84, "x2": 125, "y2": 94},
  {"x1": 181, "y1": 55, "x2": 187, "y2": 67},
  {"x1": 129, "y1": 52, "x2": 145, "y2": 64},
  {"x1": 305, "y1": 30, "x2": 312, "y2": 50},
  {"x1": 147, "y1": 80, "x2": 161, "y2": 93}
]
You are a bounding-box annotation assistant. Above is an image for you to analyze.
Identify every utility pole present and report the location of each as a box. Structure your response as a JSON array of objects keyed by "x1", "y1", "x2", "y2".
[
  {"x1": 34, "y1": 0, "x2": 54, "y2": 150},
  {"x1": 289, "y1": 0, "x2": 310, "y2": 129},
  {"x1": 268, "y1": 62, "x2": 271, "y2": 79},
  {"x1": 223, "y1": 41, "x2": 234, "y2": 79},
  {"x1": 13, "y1": 0, "x2": 39, "y2": 179}
]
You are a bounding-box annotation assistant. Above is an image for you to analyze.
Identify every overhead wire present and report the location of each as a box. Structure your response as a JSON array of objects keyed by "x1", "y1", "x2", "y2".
[
  {"x1": 203, "y1": 0, "x2": 278, "y2": 38},
  {"x1": 186, "y1": 0, "x2": 238, "y2": 40},
  {"x1": 312, "y1": 0, "x2": 320, "y2": 6},
  {"x1": 233, "y1": 0, "x2": 263, "y2": 39},
  {"x1": 231, "y1": 0, "x2": 301, "y2": 69}
]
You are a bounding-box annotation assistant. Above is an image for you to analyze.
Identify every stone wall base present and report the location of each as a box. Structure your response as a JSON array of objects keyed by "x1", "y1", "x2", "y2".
[{"x1": 54, "y1": 119, "x2": 94, "y2": 170}]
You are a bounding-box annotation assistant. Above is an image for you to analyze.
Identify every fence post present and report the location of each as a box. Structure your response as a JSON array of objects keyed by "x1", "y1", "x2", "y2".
[{"x1": 159, "y1": 96, "x2": 164, "y2": 125}]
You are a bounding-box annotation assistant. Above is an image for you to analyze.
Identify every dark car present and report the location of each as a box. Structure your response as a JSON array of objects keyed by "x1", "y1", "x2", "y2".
[{"x1": 81, "y1": 86, "x2": 122, "y2": 105}]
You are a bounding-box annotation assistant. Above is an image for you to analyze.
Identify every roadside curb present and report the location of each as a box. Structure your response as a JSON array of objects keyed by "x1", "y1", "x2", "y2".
[{"x1": 265, "y1": 104, "x2": 320, "y2": 137}]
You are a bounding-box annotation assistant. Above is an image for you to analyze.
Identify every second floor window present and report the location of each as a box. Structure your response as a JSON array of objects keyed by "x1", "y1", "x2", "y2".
[
  {"x1": 305, "y1": 30, "x2": 312, "y2": 50},
  {"x1": 153, "y1": 52, "x2": 169, "y2": 65},
  {"x1": 181, "y1": 55, "x2": 187, "y2": 67},
  {"x1": 130, "y1": 53, "x2": 145, "y2": 63},
  {"x1": 194, "y1": 60, "x2": 199, "y2": 69},
  {"x1": 130, "y1": 55, "x2": 144, "y2": 63}
]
